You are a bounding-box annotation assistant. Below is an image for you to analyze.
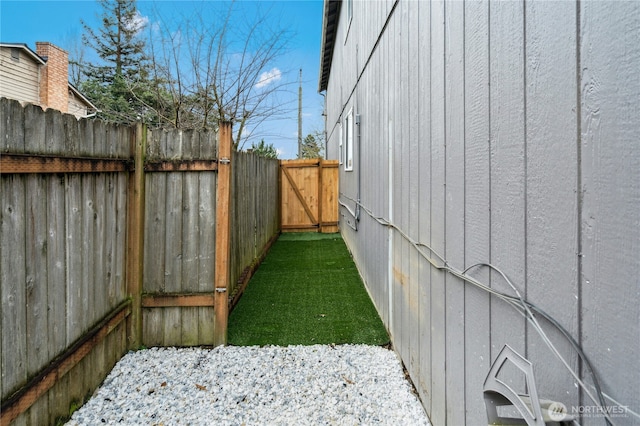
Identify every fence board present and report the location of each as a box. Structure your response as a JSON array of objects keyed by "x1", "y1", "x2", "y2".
[
  {"x1": 86, "y1": 174, "x2": 99, "y2": 330},
  {"x1": 25, "y1": 175, "x2": 50, "y2": 424},
  {"x1": 1, "y1": 97, "x2": 25, "y2": 151},
  {"x1": 24, "y1": 103, "x2": 49, "y2": 394},
  {"x1": 1, "y1": 98, "x2": 282, "y2": 420},
  {"x1": 105, "y1": 174, "x2": 119, "y2": 308},
  {"x1": 115, "y1": 172, "x2": 127, "y2": 302},
  {"x1": 197, "y1": 131, "x2": 216, "y2": 345},
  {"x1": 25, "y1": 176, "x2": 49, "y2": 378},
  {"x1": 163, "y1": 131, "x2": 184, "y2": 346},
  {"x1": 142, "y1": 129, "x2": 167, "y2": 347},
  {"x1": 46, "y1": 172, "x2": 68, "y2": 369},
  {"x1": 1, "y1": 175, "x2": 27, "y2": 399},
  {"x1": 182, "y1": 131, "x2": 201, "y2": 345},
  {"x1": 320, "y1": 162, "x2": 339, "y2": 232}
]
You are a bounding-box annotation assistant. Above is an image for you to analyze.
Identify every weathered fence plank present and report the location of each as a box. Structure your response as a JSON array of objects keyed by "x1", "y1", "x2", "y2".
[
  {"x1": 1, "y1": 98, "x2": 282, "y2": 422},
  {"x1": 127, "y1": 124, "x2": 145, "y2": 349},
  {"x1": 197, "y1": 130, "x2": 217, "y2": 345},
  {"x1": 25, "y1": 175, "x2": 49, "y2": 383},
  {"x1": 1, "y1": 175, "x2": 27, "y2": 402},
  {"x1": 163, "y1": 131, "x2": 184, "y2": 346},
  {"x1": 142, "y1": 129, "x2": 167, "y2": 347}
]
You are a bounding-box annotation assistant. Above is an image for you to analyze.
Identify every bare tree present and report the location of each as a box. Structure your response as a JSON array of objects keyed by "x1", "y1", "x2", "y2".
[
  {"x1": 64, "y1": 32, "x2": 88, "y2": 87},
  {"x1": 146, "y1": 2, "x2": 294, "y2": 149}
]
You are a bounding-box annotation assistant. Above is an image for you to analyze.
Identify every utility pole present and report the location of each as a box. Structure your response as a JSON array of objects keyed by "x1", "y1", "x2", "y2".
[{"x1": 298, "y1": 68, "x2": 302, "y2": 159}]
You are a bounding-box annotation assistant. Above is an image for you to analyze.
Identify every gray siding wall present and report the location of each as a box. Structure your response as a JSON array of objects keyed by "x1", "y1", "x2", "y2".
[
  {"x1": 323, "y1": 1, "x2": 639, "y2": 425},
  {"x1": 0, "y1": 47, "x2": 40, "y2": 105}
]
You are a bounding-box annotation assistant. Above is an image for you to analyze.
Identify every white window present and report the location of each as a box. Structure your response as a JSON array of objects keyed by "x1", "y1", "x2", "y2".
[
  {"x1": 344, "y1": 109, "x2": 354, "y2": 171},
  {"x1": 338, "y1": 122, "x2": 343, "y2": 165},
  {"x1": 344, "y1": 0, "x2": 353, "y2": 42}
]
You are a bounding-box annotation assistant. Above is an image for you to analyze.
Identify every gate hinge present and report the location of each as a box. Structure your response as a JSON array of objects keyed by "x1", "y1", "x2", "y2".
[
  {"x1": 215, "y1": 287, "x2": 227, "y2": 293},
  {"x1": 219, "y1": 157, "x2": 231, "y2": 165}
]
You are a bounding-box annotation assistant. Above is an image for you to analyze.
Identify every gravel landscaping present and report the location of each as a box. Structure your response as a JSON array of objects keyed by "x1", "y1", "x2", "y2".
[{"x1": 66, "y1": 344, "x2": 429, "y2": 425}]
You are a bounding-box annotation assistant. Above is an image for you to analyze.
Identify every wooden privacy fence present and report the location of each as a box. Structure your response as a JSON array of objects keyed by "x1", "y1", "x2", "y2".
[
  {"x1": 0, "y1": 98, "x2": 279, "y2": 425},
  {"x1": 280, "y1": 158, "x2": 339, "y2": 233}
]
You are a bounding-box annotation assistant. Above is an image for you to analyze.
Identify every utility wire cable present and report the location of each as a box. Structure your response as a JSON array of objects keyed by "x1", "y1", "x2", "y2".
[{"x1": 338, "y1": 193, "x2": 616, "y2": 425}]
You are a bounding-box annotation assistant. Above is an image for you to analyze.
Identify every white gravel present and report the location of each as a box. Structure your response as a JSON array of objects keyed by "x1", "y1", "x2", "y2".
[{"x1": 66, "y1": 344, "x2": 429, "y2": 425}]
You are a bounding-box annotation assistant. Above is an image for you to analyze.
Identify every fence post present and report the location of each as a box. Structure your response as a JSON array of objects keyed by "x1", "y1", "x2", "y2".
[
  {"x1": 214, "y1": 121, "x2": 233, "y2": 346},
  {"x1": 278, "y1": 160, "x2": 283, "y2": 231},
  {"x1": 126, "y1": 123, "x2": 145, "y2": 349},
  {"x1": 318, "y1": 159, "x2": 324, "y2": 233}
]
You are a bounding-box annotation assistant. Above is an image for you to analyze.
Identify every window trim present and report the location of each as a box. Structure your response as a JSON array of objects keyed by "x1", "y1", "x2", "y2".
[
  {"x1": 344, "y1": 0, "x2": 353, "y2": 43},
  {"x1": 344, "y1": 108, "x2": 354, "y2": 172},
  {"x1": 338, "y1": 122, "x2": 343, "y2": 165}
]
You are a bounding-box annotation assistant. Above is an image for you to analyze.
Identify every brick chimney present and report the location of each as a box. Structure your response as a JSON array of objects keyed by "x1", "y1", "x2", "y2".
[{"x1": 36, "y1": 42, "x2": 69, "y2": 113}]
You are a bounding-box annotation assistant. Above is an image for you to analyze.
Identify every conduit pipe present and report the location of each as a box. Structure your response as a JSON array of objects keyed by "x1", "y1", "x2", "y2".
[
  {"x1": 339, "y1": 192, "x2": 619, "y2": 426},
  {"x1": 355, "y1": 44, "x2": 362, "y2": 227}
]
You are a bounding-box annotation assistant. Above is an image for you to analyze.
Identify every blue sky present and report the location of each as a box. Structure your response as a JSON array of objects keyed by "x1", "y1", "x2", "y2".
[{"x1": 0, "y1": 0, "x2": 325, "y2": 159}]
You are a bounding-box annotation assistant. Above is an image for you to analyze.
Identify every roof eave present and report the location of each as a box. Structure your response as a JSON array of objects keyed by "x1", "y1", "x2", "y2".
[
  {"x1": 68, "y1": 82, "x2": 99, "y2": 112},
  {"x1": 0, "y1": 42, "x2": 47, "y2": 65},
  {"x1": 318, "y1": 0, "x2": 341, "y2": 93}
]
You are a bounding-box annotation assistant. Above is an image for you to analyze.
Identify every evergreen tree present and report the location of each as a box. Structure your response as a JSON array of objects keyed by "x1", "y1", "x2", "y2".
[
  {"x1": 301, "y1": 132, "x2": 324, "y2": 159},
  {"x1": 250, "y1": 140, "x2": 279, "y2": 159},
  {"x1": 81, "y1": 0, "x2": 158, "y2": 124}
]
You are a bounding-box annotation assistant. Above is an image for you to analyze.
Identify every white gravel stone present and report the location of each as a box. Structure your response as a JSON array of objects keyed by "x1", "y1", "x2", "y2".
[{"x1": 66, "y1": 344, "x2": 430, "y2": 425}]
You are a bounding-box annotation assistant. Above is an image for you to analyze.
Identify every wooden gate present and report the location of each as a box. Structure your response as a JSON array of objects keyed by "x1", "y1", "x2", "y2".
[{"x1": 280, "y1": 159, "x2": 339, "y2": 233}]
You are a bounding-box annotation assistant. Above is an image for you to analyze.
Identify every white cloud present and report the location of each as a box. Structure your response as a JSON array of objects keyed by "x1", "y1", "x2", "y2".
[
  {"x1": 255, "y1": 68, "x2": 282, "y2": 89},
  {"x1": 125, "y1": 11, "x2": 149, "y2": 35}
]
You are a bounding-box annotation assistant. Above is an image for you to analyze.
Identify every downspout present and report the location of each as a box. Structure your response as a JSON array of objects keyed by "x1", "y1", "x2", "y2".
[
  {"x1": 355, "y1": 111, "x2": 361, "y2": 225},
  {"x1": 320, "y1": 91, "x2": 327, "y2": 156},
  {"x1": 388, "y1": 119, "x2": 394, "y2": 332},
  {"x1": 354, "y1": 43, "x2": 362, "y2": 227}
]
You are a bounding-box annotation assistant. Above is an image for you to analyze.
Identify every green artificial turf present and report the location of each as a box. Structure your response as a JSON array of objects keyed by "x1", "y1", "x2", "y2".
[{"x1": 227, "y1": 233, "x2": 389, "y2": 346}]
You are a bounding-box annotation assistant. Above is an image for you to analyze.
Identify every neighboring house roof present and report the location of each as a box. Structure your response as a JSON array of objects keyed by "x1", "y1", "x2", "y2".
[
  {"x1": 0, "y1": 42, "x2": 46, "y2": 65},
  {"x1": 318, "y1": 0, "x2": 342, "y2": 92},
  {"x1": 68, "y1": 82, "x2": 98, "y2": 112},
  {"x1": 0, "y1": 41, "x2": 98, "y2": 116}
]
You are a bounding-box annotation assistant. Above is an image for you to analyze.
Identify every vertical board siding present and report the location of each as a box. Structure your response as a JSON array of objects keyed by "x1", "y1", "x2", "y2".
[
  {"x1": 580, "y1": 2, "x2": 640, "y2": 423},
  {"x1": 524, "y1": 0, "x2": 580, "y2": 411},
  {"x1": 463, "y1": 0, "x2": 491, "y2": 420},
  {"x1": 488, "y1": 0, "x2": 527, "y2": 394},
  {"x1": 444, "y1": 1, "x2": 466, "y2": 424},
  {"x1": 429, "y1": 0, "x2": 447, "y2": 423},
  {"x1": 324, "y1": 1, "x2": 640, "y2": 424}
]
